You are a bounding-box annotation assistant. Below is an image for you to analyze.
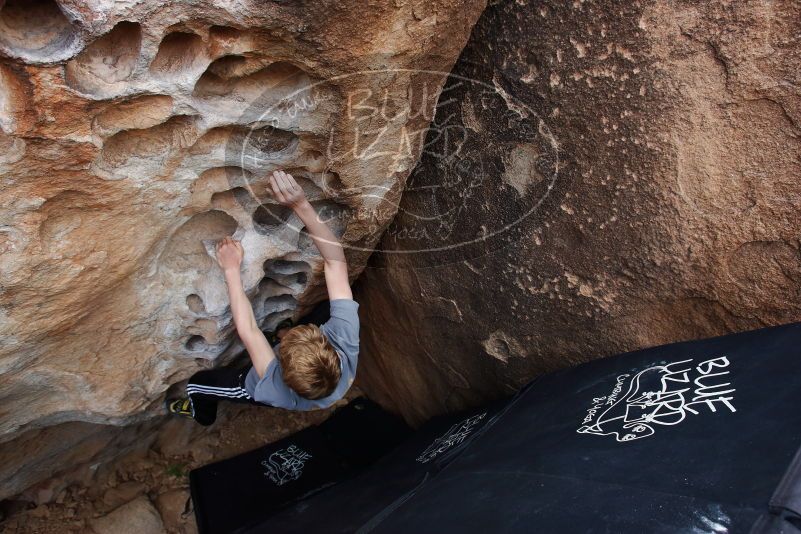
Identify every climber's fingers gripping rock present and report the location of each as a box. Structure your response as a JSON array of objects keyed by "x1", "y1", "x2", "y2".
[
  {"x1": 215, "y1": 236, "x2": 244, "y2": 272},
  {"x1": 269, "y1": 170, "x2": 307, "y2": 208}
]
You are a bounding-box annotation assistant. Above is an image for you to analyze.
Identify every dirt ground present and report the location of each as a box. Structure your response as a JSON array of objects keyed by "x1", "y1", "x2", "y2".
[{"x1": 0, "y1": 391, "x2": 358, "y2": 533}]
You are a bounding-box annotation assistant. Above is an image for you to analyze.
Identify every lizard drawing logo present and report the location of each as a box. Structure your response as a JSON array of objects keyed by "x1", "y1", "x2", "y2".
[
  {"x1": 578, "y1": 357, "x2": 735, "y2": 442},
  {"x1": 262, "y1": 444, "x2": 313, "y2": 486}
]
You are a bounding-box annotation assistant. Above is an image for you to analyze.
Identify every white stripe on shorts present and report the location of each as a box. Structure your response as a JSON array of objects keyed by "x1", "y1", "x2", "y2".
[
  {"x1": 187, "y1": 385, "x2": 251, "y2": 398},
  {"x1": 186, "y1": 384, "x2": 244, "y2": 393}
]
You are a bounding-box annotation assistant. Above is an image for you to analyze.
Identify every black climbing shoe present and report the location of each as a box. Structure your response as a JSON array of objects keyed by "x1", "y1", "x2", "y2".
[{"x1": 166, "y1": 397, "x2": 193, "y2": 418}]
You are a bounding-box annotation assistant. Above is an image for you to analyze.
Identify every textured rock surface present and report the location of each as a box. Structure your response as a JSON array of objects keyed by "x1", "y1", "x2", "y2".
[
  {"x1": 356, "y1": 0, "x2": 801, "y2": 424},
  {"x1": 0, "y1": 397, "x2": 346, "y2": 532},
  {"x1": 0, "y1": 0, "x2": 485, "y2": 497},
  {"x1": 88, "y1": 496, "x2": 165, "y2": 534}
]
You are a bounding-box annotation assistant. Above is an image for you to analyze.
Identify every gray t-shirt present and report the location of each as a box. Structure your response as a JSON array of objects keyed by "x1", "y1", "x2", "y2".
[{"x1": 244, "y1": 299, "x2": 359, "y2": 411}]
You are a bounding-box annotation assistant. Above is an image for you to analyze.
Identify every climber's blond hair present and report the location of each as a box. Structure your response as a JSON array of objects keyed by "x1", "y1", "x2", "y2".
[{"x1": 278, "y1": 324, "x2": 341, "y2": 400}]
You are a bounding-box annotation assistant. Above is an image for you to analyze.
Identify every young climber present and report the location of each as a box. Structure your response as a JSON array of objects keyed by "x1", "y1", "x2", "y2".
[{"x1": 166, "y1": 170, "x2": 359, "y2": 425}]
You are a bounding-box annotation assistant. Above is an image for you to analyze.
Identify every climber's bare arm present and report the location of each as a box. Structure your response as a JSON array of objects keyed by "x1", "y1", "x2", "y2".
[
  {"x1": 216, "y1": 237, "x2": 276, "y2": 379},
  {"x1": 269, "y1": 170, "x2": 353, "y2": 301}
]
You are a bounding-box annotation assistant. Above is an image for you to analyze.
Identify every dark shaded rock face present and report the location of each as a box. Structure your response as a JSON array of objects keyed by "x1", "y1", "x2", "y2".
[{"x1": 356, "y1": 0, "x2": 801, "y2": 424}]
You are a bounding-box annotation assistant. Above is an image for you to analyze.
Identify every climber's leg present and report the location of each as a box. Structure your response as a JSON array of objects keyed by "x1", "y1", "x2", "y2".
[{"x1": 182, "y1": 367, "x2": 255, "y2": 426}]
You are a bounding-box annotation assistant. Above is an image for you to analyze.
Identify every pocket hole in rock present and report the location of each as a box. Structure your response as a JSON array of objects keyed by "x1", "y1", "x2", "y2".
[
  {"x1": 263, "y1": 310, "x2": 294, "y2": 333},
  {"x1": 185, "y1": 335, "x2": 208, "y2": 352},
  {"x1": 262, "y1": 272, "x2": 308, "y2": 292},
  {"x1": 187, "y1": 318, "x2": 219, "y2": 344},
  {"x1": 244, "y1": 125, "x2": 298, "y2": 157},
  {"x1": 65, "y1": 21, "x2": 141, "y2": 97},
  {"x1": 191, "y1": 166, "x2": 253, "y2": 203},
  {"x1": 263, "y1": 258, "x2": 311, "y2": 276},
  {"x1": 258, "y1": 278, "x2": 293, "y2": 297},
  {"x1": 0, "y1": 0, "x2": 80, "y2": 63},
  {"x1": 186, "y1": 294, "x2": 206, "y2": 313},
  {"x1": 92, "y1": 95, "x2": 174, "y2": 138},
  {"x1": 263, "y1": 294, "x2": 298, "y2": 315},
  {"x1": 149, "y1": 31, "x2": 206, "y2": 77},
  {"x1": 210, "y1": 187, "x2": 253, "y2": 212},
  {"x1": 252, "y1": 203, "x2": 293, "y2": 234},
  {"x1": 192, "y1": 61, "x2": 311, "y2": 104},
  {"x1": 189, "y1": 125, "x2": 298, "y2": 164},
  {"x1": 278, "y1": 271, "x2": 309, "y2": 288},
  {"x1": 161, "y1": 210, "x2": 238, "y2": 271},
  {"x1": 192, "y1": 55, "x2": 268, "y2": 96},
  {"x1": 205, "y1": 55, "x2": 248, "y2": 77},
  {"x1": 98, "y1": 115, "x2": 199, "y2": 173}
]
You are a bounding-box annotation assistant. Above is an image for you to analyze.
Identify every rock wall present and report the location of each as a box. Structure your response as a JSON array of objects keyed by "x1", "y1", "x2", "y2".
[
  {"x1": 0, "y1": 0, "x2": 486, "y2": 497},
  {"x1": 356, "y1": 0, "x2": 801, "y2": 425}
]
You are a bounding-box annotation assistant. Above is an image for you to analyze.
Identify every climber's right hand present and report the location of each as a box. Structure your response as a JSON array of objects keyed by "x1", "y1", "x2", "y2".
[
  {"x1": 216, "y1": 236, "x2": 244, "y2": 272},
  {"x1": 269, "y1": 170, "x2": 308, "y2": 210}
]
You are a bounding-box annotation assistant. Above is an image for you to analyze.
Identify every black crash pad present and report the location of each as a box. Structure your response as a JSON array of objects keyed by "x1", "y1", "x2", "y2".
[
  {"x1": 189, "y1": 397, "x2": 410, "y2": 534},
  {"x1": 247, "y1": 322, "x2": 801, "y2": 533}
]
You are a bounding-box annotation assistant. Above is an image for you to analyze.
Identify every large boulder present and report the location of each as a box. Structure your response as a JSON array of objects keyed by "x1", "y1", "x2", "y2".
[
  {"x1": 0, "y1": 0, "x2": 486, "y2": 497},
  {"x1": 356, "y1": 0, "x2": 801, "y2": 424}
]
